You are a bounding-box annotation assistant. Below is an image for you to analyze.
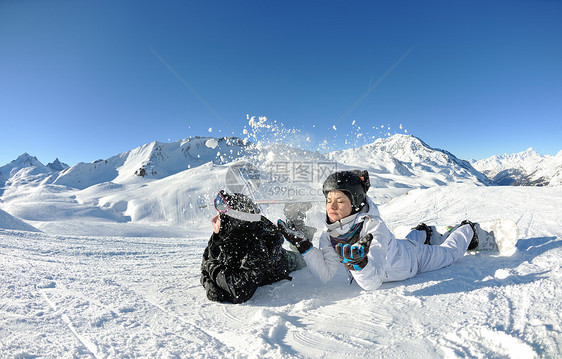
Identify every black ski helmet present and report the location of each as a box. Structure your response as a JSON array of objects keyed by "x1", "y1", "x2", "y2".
[{"x1": 322, "y1": 170, "x2": 371, "y2": 212}]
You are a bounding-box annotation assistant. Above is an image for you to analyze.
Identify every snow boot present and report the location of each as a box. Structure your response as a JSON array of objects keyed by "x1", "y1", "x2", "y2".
[
  {"x1": 412, "y1": 222, "x2": 433, "y2": 245},
  {"x1": 460, "y1": 220, "x2": 479, "y2": 251}
]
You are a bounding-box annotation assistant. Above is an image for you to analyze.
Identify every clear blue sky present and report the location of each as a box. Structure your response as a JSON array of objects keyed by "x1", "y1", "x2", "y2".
[{"x1": 1, "y1": 0, "x2": 561, "y2": 166}]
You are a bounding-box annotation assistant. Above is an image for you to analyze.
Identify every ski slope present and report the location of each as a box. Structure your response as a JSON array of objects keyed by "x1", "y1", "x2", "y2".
[{"x1": 1, "y1": 185, "x2": 561, "y2": 358}]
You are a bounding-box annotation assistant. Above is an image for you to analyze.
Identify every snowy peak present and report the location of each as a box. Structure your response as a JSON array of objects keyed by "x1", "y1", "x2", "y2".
[
  {"x1": 47, "y1": 158, "x2": 69, "y2": 172},
  {"x1": 520, "y1": 147, "x2": 541, "y2": 159},
  {"x1": 0, "y1": 153, "x2": 50, "y2": 183},
  {"x1": 0, "y1": 153, "x2": 69, "y2": 178},
  {"x1": 14, "y1": 153, "x2": 44, "y2": 167},
  {"x1": 328, "y1": 134, "x2": 492, "y2": 189},
  {"x1": 124, "y1": 136, "x2": 248, "y2": 179},
  {"x1": 472, "y1": 148, "x2": 561, "y2": 186},
  {"x1": 51, "y1": 136, "x2": 251, "y2": 189},
  {"x1": 475, "y1": 147, "x2": 543, "y2": 173},
  {"x1": 363, "y1": 134, "x2": 468, "y2": 170},
  {"x1": 371, "y1": 134, "x2": 435, "y2": 162}
]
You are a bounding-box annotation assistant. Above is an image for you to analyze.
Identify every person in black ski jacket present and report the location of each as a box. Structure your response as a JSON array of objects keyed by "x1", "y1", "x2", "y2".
[{"x1": 200, "y1": 190, "x2": 305, "y2": 304}]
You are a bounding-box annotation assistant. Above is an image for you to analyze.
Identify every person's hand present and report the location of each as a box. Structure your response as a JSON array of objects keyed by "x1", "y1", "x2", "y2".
[
  {"x1": 277, "y1": 219, "x2": 312, "y2": 254},
  {"x1": 211, "y1": 214, "x2": 221, "y2": 234},
  {"x1": 335, "y1": 234, "x2": 373, "y2": 271}
]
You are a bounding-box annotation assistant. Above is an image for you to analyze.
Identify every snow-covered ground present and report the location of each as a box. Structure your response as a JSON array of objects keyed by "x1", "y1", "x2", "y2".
[
  {"x1": 1, "y1": 130, "x2": 561, "y2": 358},
  {"x1": 1, "y1": 184, "x2": 561, "y2": 358}
]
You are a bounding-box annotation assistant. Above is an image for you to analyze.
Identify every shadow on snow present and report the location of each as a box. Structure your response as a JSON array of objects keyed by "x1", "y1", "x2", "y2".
[{"x1": 402, "y1": 236, "x2": 559, "y2": 297}]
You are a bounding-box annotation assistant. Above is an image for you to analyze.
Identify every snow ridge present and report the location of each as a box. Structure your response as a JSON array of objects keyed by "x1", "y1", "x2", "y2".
[
  {"x1": 472, "y1": 148, "x2": 562, "y2": 186},
  {"x1": 328, "y1": 134, "x2": 492, "y2": 190},
  {"x1": 0, "y1": 153, "x2": 50, "y2": 182},
  {"x1": 50, "y1": 137, "x2": 250, "y2": 190},
  {"x1": 0, "y1": 134, "x2": 560, "y2": 230}
]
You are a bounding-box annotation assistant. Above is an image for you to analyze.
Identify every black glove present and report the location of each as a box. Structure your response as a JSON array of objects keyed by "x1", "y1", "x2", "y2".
[
  {"x1": 335, "y1": 234, "x2": 373, "y2": 271},
  {"x1": 277, "y1": 219, "x2": 313, "y2": 254}
]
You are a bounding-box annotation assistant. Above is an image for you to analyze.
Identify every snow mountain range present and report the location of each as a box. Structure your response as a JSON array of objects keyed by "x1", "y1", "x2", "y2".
[
  {"x1": 0, "y1": 134, "x2": 560, "y2": 231},
  {"x1": 0, "y1": 153, "x2": 69, "y2": 183},
  {"x1": 471, "y1": 148, "x2": 562, "y2": 187},
  {"x1": 2, "y1": 134, "x2": 559, "y2": 193}
]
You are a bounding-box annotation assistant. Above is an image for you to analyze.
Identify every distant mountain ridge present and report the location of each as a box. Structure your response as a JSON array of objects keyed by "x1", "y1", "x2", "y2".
[
  {"x1": 1, "y1": 135, "x2": 561, "y2": 193},
  {"x1": 1, "y1": 134, "x2": 561, "y2": 228},
  {"x1": 48, "y1": 136, "x2": 248, "y2": 189},
  {"x1": 328, "y1": 135, "x2": 493, "y2": 188},
  {"x1": 47, "y1": 158, "x2": 69, "y2": 172},
  {"x1": 471, "y1": 148, "x2": 562, "y2": 187},
  {"x1": 0, "y1": 153, "x2": 69, "y2": 188},
  {"x1": 0, "y1": 153, "x2": 49, "y2": 180}
]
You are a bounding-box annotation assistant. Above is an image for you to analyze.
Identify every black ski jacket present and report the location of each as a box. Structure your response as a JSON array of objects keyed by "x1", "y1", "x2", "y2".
[{"x1": 200, "y1": 215, "x2": 291, "y2": 303}]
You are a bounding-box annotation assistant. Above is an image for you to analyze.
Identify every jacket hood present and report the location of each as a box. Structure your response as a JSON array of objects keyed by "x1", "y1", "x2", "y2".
[{"x1": 217, "y1": 214, "x2": 262, "y2": 243}]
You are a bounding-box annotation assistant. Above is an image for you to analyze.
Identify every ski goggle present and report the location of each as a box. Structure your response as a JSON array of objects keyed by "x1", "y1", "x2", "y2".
[
  {"x1": 214, "y1": 190, "x2": 232, "y2": 214},
  {"x1": 213, "y1": 191, "x2": 262, "y2": 222}
]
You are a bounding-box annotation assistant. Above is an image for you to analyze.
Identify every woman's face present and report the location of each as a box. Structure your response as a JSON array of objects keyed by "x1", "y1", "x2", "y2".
[{"x1": 326, "y1": 190, "x2": 353, "y2": 222}]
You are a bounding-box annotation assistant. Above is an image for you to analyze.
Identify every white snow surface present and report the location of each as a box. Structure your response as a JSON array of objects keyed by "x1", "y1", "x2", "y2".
[
  {"x1": 1, "y1": 186, "x2": 561, "y2": 358},
  {"x1": 1, "y1": 134, "x2": 562, "y2": 358},
  {"x1": 0, "y1": 208, "x2": 40, "y2": 232}
]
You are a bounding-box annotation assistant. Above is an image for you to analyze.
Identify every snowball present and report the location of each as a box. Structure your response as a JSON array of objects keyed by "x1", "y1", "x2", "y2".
[
  {"x1": 205, "y1": 139, "x2": 218, "y2": 149},
  {"x1": 494, "y1": 269, "x2": 510, "y2": 280}
]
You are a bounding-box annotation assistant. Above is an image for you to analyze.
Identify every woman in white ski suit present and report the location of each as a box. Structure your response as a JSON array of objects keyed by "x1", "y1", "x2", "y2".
[
  {"x1": 285, "y1": 170, "x2": 476, "y2": 291},
  {"x1": 303, "y1": 196, "x2": 475, "y2": 290}
]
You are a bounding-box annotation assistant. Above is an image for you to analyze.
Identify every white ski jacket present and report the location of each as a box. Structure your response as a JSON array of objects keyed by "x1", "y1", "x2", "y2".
[{"x1": 302, "y1": 196, "x2": 418, "y2": 290}]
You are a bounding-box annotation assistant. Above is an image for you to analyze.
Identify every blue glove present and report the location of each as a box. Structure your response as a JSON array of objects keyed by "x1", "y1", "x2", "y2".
[{"x1": 335, "y1": 234, "x2": 373, "y2": 271}]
